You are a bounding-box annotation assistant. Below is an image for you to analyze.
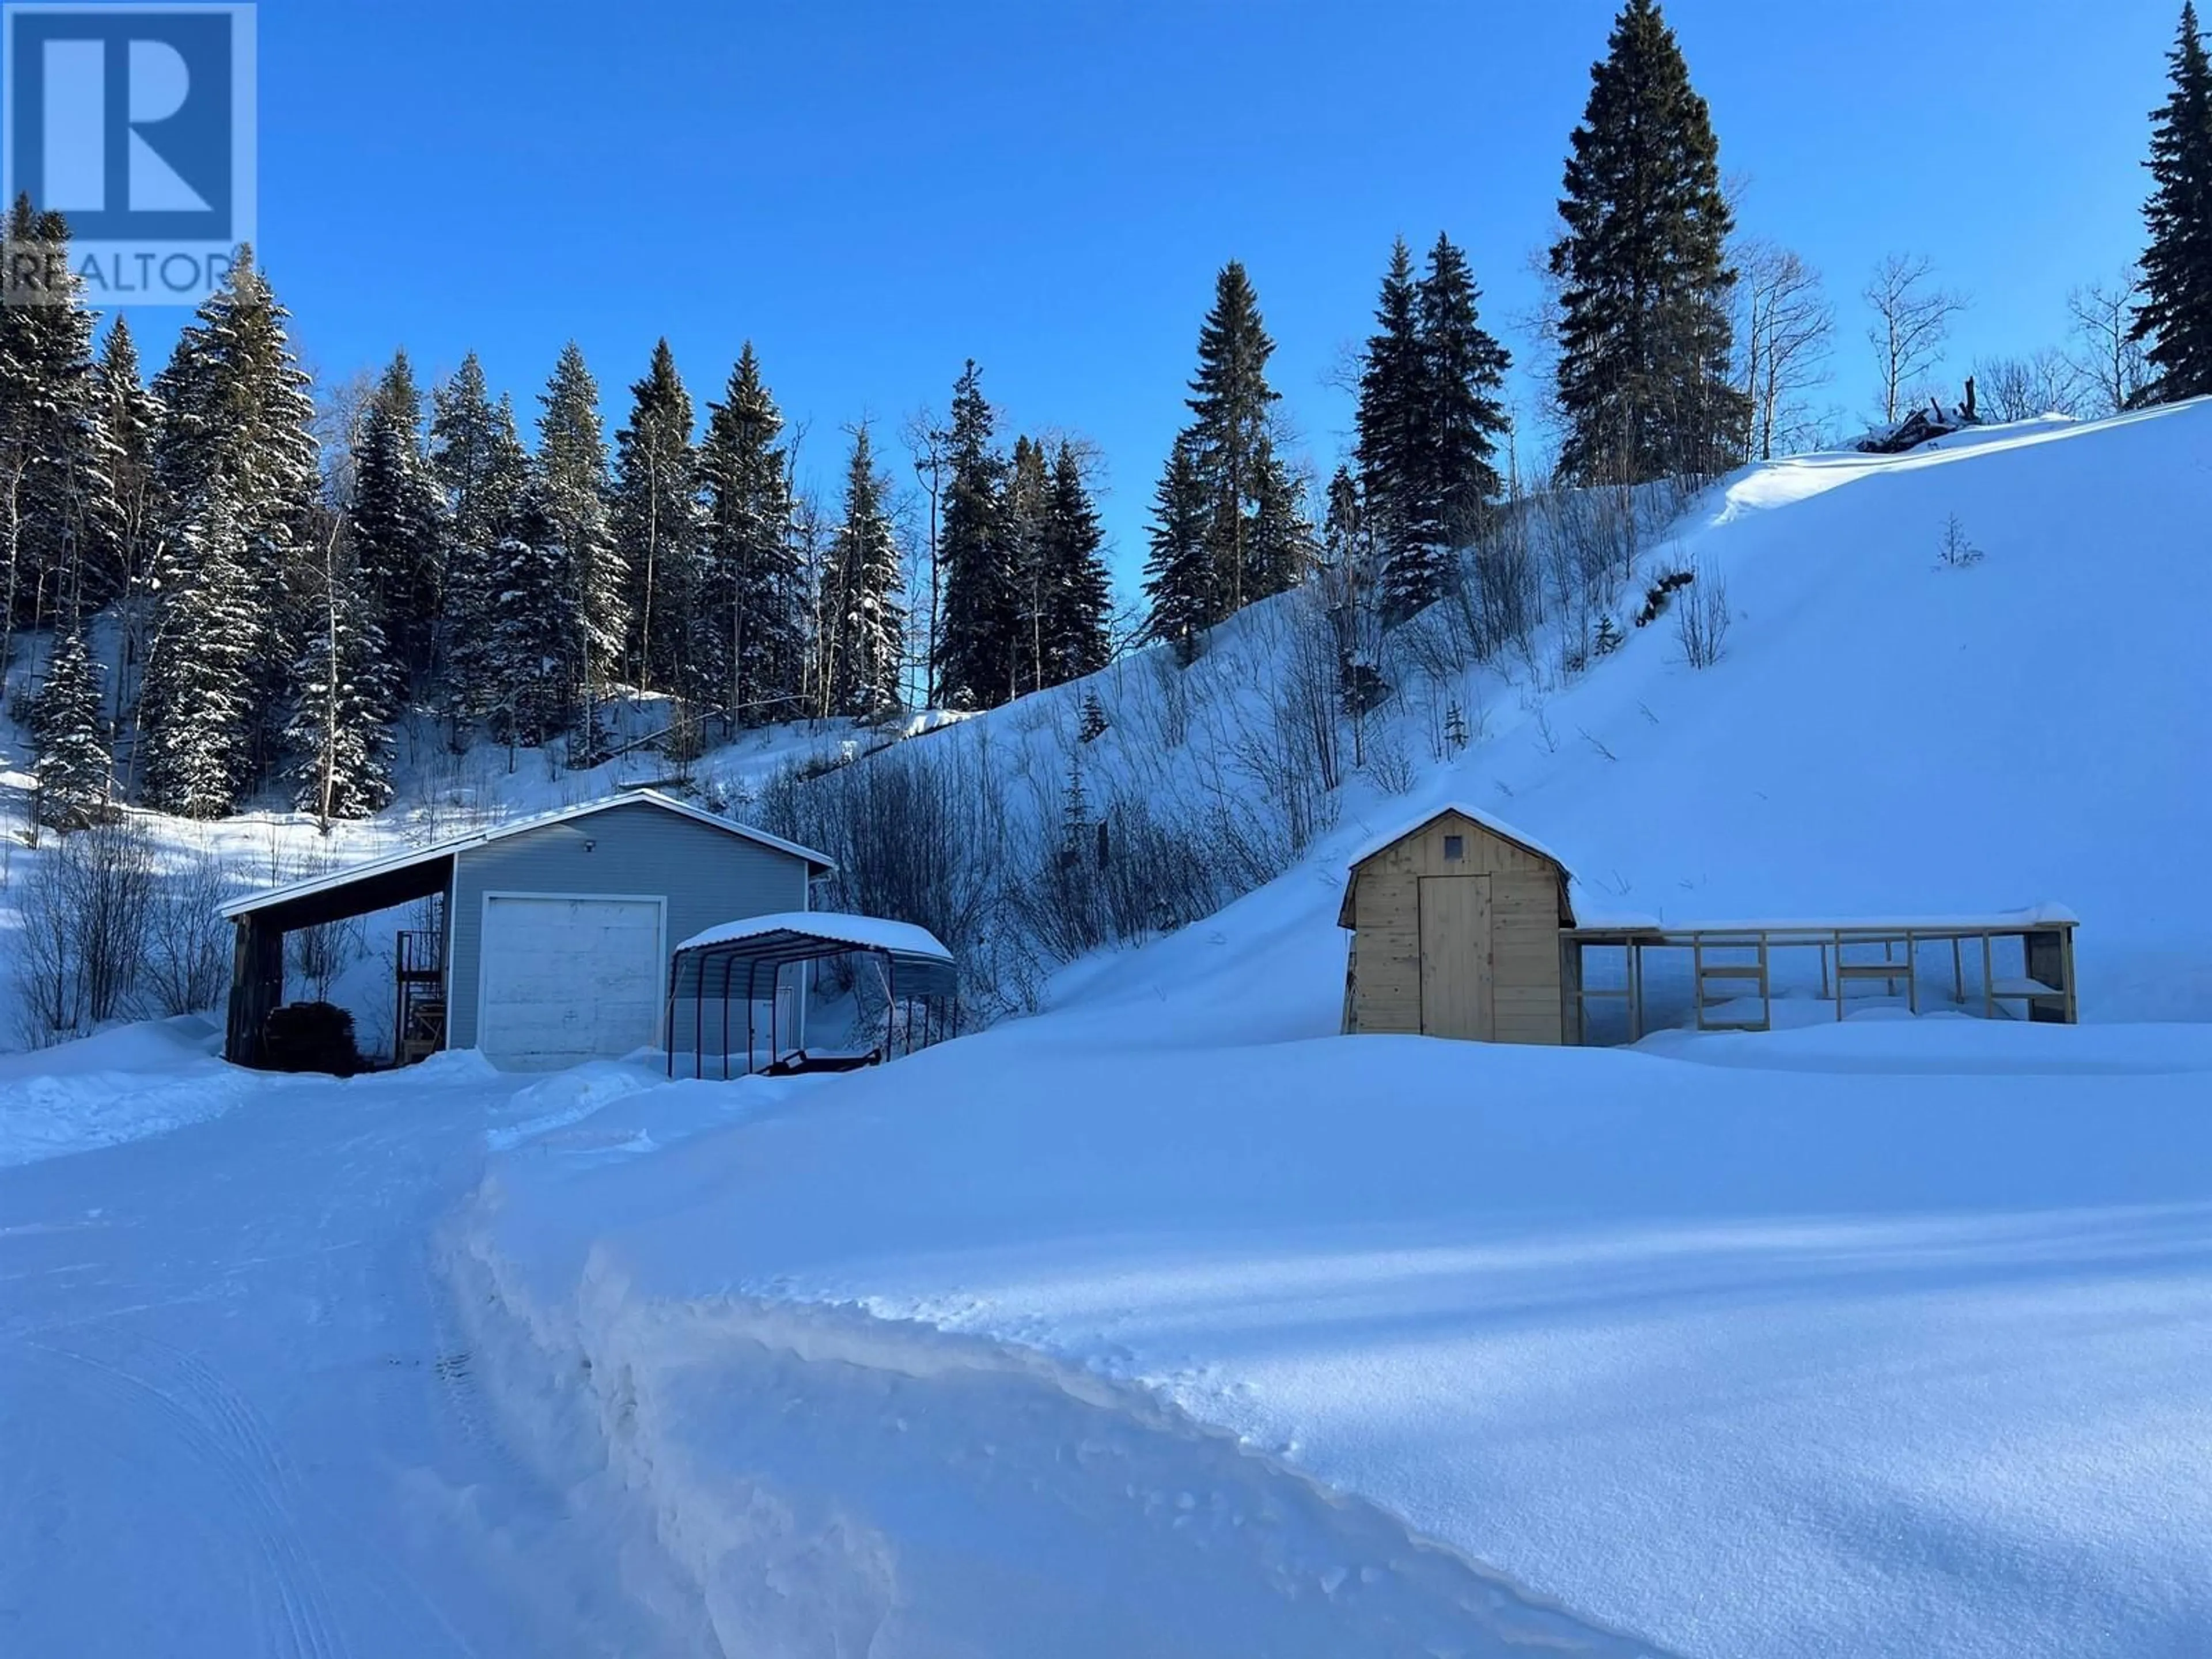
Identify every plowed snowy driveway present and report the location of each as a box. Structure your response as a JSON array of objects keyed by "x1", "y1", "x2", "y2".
[{"x1": 0, "y1": 1058, "x2": 674, "y2": 1658}]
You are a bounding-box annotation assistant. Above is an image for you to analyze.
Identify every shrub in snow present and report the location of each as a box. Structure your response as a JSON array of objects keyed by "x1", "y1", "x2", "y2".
[
  {"x1": 10, "y1": 817, "x2": 158, "y2": 1046},
  {"x1": 1938, "y1": 513, "x2": 1986, "y2": 568},
  {"x1": 1675, "y1": 565, "x2": 1730, "y2": 669},
  {"x1": 263, "y1": 1002, "x2": 361, "y2": 1076}
]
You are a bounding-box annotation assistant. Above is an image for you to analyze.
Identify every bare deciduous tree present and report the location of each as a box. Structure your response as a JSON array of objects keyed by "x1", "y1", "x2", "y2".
[
  {"x1": 1972, "y1": 349, "x2": 2085, "y2": 421},
  {"x1": 2067, "y1": 273, "x2": 2152, "y2": 417},
  {"x1": 1865, "y1": 254, "x2": 1967, "y2": 424},
  {"x1": 1737, "y1": 240, "x2": 1835, "y2": 460}
]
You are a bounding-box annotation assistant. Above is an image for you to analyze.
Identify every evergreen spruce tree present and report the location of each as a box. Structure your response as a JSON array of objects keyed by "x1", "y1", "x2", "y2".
[
  {"x1": 536, "y1": 342, "x2": 619, "y2": 753},
  {"x1": 284, "y1": 526, "x2": 394, "y2": 823},
  {"x1": 1182, "y1": 262, "x2": 1307, "y2": 612},
  {"x1": 143, "y1": 251, "x2": 320, "y2": 803},
  {"x1": 933, "y1": 361, "x2": 1013, "y2": 708},
  {"x1": 428, "y1": 351, "x2": 503, "y2": 707},
  {"x1": 349, "y1": 350, "x2": 442, "y2": 690},
  {"x1": 30, "y1": 627, "x2": 109, "y2": 828},
  {"x1": 1003, "y1": 435, "x2": 1052, "y2": 696},
  {"x1": 1040, "y1": 441, "x2": 1113, "y2": 686},
  {"x1": 609, "y1": 339, "x2": 702, "y2": 696},
  {"x1": 0, "y1": 198, "x2": 119, "y2": 656},
  {"x1": 93, "y1": 318, "x2": 163, "y2": 733},
  {"x1": 826, "y1": 425, "x2": 904, "y2": 717},
  {"x1": 1354, "y1": 238, "x2": 1427, "y2": 614},
  {"x1": 449, "y1": 395, "x2": 570, "y2": 741},
  {"x1": 1549, "y1": 0, "x2": 1747, "y2": 482},
  {"x1": 698, "y1": 343, "x2": 804, "y2": 726},
  {"x1": 139, "y1": 495, "x2": 263, "y2": 817},
  {"x1": 1418, "y1": 234, "x2": 1512, "y2": 559},
  {"x1": 1142, "y1": 434, "x2": 1215, "y2": 651},
  {"x1": 2135, "y1": 2, "x2": 2212, "y2": 400}
]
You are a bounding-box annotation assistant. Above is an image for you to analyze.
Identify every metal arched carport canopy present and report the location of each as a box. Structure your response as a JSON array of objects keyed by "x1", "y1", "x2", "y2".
[{"x1": 665, "y1": 911, "x2": 960, "y2": 1079}]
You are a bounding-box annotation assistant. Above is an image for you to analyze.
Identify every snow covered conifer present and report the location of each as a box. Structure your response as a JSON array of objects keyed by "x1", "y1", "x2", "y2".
[
  {"x1": 144, "y1": 251, "x2": 321, "y2": 792},
  {"x1": 138, "y1": 495, "x2": 263, "y2": 817},
  {"x1": 285, "y1": 525, "x2": 395, "y2": 824},
  {"x1": 1550, "y1": 0, "x2": 1747, "y2": 482},
  {"x1": 698, "y1": 344, "x2": 804, "y2": 726},
  {"x1": 934, "y1": 361, "x2": 1013, "y2": 709},
  {"x1": 826, "y1": 425, "x2": 905, "y2": 717},
  {"x1": 1041, "y1": 441, "x2": 1113, "y2": 687},
  {"x1": 476, "y1": 399, "x2": 577, "y2": 747},
  {"x1": 30, "y1": 628, "x2": 110, "y2": 829},
  {"x1": 1004, "y1": 435, "x2": 1052, "y2": 696},
  {"x1": 350, "y1": 351, "x2": 444, "y2": 687},
  {"x1": 609, "y1": 339, "x2": 702, "y2": 696},
  {"x1": 536, "y1": 343, "x2": 619, "y2": 753},
  {"x1": 1142, "y1": 433, "x2": 1215, "y2": 654},
  {"x1": 0, "y1": 198, "x2": 119, "y2": 653},
  {"x1": 2135, "y1": 2, "x2": 2212, "y2": 400}
]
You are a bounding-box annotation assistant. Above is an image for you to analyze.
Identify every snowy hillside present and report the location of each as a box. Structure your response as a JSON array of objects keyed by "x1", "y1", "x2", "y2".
[
  {"x1": 7, "y1": 402, "x2": 2212, "y2": 1658},
  {"x1": 444, "y1": 403, "x2": 2212, "y2": 1658}
]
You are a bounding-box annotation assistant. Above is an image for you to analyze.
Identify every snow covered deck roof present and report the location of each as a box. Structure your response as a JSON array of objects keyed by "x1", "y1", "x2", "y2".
[
  {"x1": 219, "y1": 790, "x2": 836, "y2": 922},
  {"x1": 671, "y1": 911, "x2": 958, "y2": 1000},
  {"x1": 1565, "y1": 903, "x2": 2079, "y2": 940}
]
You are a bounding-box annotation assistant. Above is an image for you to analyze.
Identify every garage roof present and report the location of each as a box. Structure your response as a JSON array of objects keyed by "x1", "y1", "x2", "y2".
[{"x1": 219, "y1": 790, "x2": 836, "y2": 921}]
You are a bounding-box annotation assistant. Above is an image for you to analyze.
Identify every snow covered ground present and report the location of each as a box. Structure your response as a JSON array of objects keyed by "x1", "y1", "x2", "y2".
[
  {"x1": 6, "y1": 404, "x2": 2211, "y2": 1654},
  {"x1": 456, "y1": 1006, "x2": 2212, "y2": 1659}
]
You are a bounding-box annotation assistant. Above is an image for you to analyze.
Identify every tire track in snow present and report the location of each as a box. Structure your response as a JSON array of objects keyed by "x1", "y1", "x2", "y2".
[{"x1": 20, "y1": 1328, "x2": 353, "y2": 1659}]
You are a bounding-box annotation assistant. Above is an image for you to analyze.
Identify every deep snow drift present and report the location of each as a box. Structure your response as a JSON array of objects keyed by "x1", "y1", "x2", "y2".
[
  {"x1": 465, "y1": 1013, "x2": 2212, "y2": 1659},
  {"x1": 9, "y1": 404, "x2": 2212, "y2": 1656}
]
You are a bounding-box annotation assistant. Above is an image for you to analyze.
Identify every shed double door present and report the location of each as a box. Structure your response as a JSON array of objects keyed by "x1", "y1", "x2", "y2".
[{"x1": 1419, "y1": 875, "x2": 1494, "y2": 1040}]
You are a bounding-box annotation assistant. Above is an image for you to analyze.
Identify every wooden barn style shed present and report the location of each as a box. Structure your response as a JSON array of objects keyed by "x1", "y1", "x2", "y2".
[
  {"x1": 1338, "y1": 805, "x2": 1576, "y2": 1044},
  {"x1": 1339, "y1": 803, "x2": 2082, "y2": 1045}
]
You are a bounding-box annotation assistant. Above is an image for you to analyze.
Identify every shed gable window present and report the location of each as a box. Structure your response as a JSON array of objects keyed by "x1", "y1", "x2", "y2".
[{"x1": 1443, "y1": 834, "x2": 1466, "y2": 862}]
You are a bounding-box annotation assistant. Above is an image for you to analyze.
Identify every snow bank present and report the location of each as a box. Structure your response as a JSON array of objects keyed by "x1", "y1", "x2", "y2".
[
  {"x1": 0, "y1": 1017, "x2": 252, "y2": 1167},
  {"x1": 461, "y1": 1010, "x2": 2212, "y2": 1658}
]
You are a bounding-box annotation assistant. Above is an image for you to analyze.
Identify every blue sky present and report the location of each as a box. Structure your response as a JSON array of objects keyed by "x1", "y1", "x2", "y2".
[{"x1": 101, "y1": 0, "x2": 2179, "y2": 589}]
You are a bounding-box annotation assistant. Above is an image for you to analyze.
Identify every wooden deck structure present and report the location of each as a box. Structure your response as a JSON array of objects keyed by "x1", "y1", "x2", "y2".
[
  {"x1": 1563, "y1": 911, "x2": 2079, "y2": 1043},
  {"x1": 1340, "y1": 805, "x2": 2080, "y2": 1048}
]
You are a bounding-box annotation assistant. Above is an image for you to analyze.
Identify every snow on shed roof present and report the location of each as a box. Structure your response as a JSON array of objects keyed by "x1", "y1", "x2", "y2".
[
  {"x1": 219, "y1": 790, "x2": 836, "y2": 920},
  {"x1": 675, "y1": 911, "x2": 951, "y2": 961},
  {"x1": 1343, "y1": 802, "x2": 1574, "y2": 876}
]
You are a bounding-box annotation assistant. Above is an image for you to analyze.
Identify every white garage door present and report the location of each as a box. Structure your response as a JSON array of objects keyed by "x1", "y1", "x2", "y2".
[{"x1": 479, "y1": 896, "x2": 664, "y2": 1070}]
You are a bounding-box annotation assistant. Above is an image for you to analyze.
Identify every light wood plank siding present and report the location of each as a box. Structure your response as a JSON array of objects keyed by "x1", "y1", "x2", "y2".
[{"x1": 1344, "y1": 810, "x2": 1567, "y2": 1043}]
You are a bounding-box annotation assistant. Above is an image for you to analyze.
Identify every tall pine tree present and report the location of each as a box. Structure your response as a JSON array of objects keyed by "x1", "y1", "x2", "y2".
[
  {"x1": 1181, "y1": 262, "x2": 1306, "y2": 615},
  {"x1": 825, "y1": 425, "x2": 904, "y2": 717},
  {"x1": 0, "y1": 198, "x2": 118, "y2": 665},
  {"x1": 94, "y1": 318, "x2": 162, "y2": 738},
  {"x1": 139, "y1": 494, "x2": 263, "y2": 817},
  {"x1": 609, "y1": 339, "x2": 701, "y2": 696},
  {"x1": 1040, "y1": 441, "x2": 1112, "y2": 686},
  {"x1": 30, "y1": 627, "x2": 109, "y2": 829},
  {"x1": 2135, "y1": 2, "x2": 2212, "y2": 400},
  {"x1": 142, "y1": 251, "x2": 320, "y2": 811},
  {"x1": 284, "y1": 518, "x2": 394, "y2": 823},
  {"x1": 934, "y1": 360, "x2": 1013, "y2": 709},
  {"x1": 698, "y1": 343, "x2": 804, "y2": 726},
  {"x1": 536, "y1": 343, "x2": 619, "y2": 754},
  {"x1": 1355, "y1": 238, "x2": 1428, "y2": 619},
  {"x1": 1004, "y1": 434, "x2": 1052, "y2": 698},
  {"x1": 349, "y1": 350, "x2": 441, "y2": 691},
  {"x1": 1550, "y1": 0, "x2": 1746, "y2": 482},
  {"x1": 1142, "y1": 433, "x2": 1214, "y2": 652}
]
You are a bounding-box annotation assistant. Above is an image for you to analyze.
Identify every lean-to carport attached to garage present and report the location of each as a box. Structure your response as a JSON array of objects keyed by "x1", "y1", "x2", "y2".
[{"x1": 218, "y1": 791, "x2": 835, "y2": 1070}]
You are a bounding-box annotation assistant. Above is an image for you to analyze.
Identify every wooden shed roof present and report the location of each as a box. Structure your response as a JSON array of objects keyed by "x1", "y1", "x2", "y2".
[{"x1": 1337, "y1": 804, "x2": 1577, "y2": 929}]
